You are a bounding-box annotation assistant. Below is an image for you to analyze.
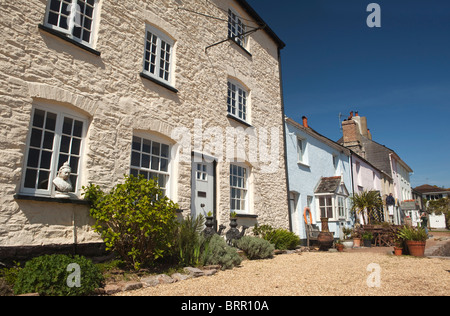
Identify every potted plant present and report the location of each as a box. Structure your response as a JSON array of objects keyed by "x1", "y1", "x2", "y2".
[
  {"x1": 352, "y1": 229, "x2": 361, "y2": 248},
  {"x1": 393, "y1": 235, "x2": 403, "y2": 256},
  {"x1": 342, "y1": 227, "x2": 354, "y2": 249},
  {"x1": 397, "y1": 226, "x2": 427, "y2": 257},
  {"x1": 362, "y1": 232, "x2": 373, "y2": 248},
  {"x1": 335, "y1": 240, "x2": 345, "y2": 252}
]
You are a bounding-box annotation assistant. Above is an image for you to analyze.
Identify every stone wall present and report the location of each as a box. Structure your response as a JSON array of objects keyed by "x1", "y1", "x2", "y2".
[{"x1": 0, "y1": 0, "x2": 289, "y2": 252}]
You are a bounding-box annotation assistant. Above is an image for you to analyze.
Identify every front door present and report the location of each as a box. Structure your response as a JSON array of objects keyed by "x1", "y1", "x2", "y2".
[{"x1": 191, "y1": 159, "x2": 215, "y2": 220}]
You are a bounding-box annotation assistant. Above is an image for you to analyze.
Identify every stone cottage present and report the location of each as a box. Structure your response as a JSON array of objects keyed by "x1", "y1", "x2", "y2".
[{"x1": 0, "y1": 0, "x2": 289, "y2": 260}]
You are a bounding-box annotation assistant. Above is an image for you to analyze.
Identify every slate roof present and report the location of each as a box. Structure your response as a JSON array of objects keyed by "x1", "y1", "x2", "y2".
[
  {"x1": 414, "y1": 185, "x2": 450, "y2": 194},
  {"x1": 315, "y1": 177, "x2": 342, "y2": 194}
]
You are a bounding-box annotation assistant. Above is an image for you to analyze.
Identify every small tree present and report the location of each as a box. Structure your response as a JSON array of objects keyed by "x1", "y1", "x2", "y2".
[
  {"x1": 83, "y1": 175, "x2": 179, "y2": 270},
  {"x1": 350, "y1": 191, "x2": 383, "y2": 225}
]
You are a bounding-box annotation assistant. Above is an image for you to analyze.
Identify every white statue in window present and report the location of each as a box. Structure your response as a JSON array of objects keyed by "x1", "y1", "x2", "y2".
[{"x1": 53, "y1": 162, "x2": 73, "y2": 198}]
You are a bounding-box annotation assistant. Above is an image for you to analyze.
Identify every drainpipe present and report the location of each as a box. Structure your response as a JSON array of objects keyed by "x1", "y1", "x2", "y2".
[{"x1": 278, "y1": 46, "x2": 293, "y2": 232}]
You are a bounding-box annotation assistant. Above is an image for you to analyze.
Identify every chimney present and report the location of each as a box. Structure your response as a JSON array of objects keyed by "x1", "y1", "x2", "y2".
[
  {"x1": 348, "y1": 111, "x2": 354, "y2": 120},
  {"x1": 342, "y1": 120, "x2": 360, "y2": 144},
  {"x1": 302, "y1": 116, "x2": 309, "y2": 128}
]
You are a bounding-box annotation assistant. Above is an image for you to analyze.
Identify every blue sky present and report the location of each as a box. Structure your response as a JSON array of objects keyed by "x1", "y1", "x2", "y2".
[{"x1": 247, "y1": 0, "x2": 450, "y2": 188}]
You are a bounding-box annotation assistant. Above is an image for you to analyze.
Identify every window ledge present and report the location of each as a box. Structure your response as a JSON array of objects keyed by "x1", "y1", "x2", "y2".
[
  {"x1": 297, "y1": 161, "x2": 310, "y2": 168},
  {"x1": 140, "y1": 72, "x2": 178, "y2": 93},
  {"x1": 234, "y1": 213, "x2": 258, "y2": 219},
  {"x1": 38, "y1": 24, "x2": 101, "y2": 56},
  {"x1": 228, "y1": 37, "x2": 252, "y2": 57},
  {"x1": 227, "y1": 114, "x2": 252, "y2": 128},
  {"x1": 14, "y1": 194, "x2": 89, "y2": 206}
]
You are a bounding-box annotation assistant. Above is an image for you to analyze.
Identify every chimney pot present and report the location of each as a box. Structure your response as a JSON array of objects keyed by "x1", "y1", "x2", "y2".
[
  {"x1": 355, "y1": 111, "x2": 359, "y2": 117},
  {"x1": 302, "y1": 116, "x2": 309, "y2": 128}
]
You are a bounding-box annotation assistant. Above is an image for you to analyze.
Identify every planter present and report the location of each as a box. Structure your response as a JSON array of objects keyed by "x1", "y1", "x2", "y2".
[
  {"x1": 336, "y1": 244, "x2": 345, "y2": 252},
  {"x1": 394, "y1": 247, "x2": 403, "y2": 256},
  {"x1": 342, "y1": 240, "x2": 354, "y2": 249},
  {"x1": 363, "y1": 239, "x2": 372, "y2": 248},
  {"x1": 353, "y1": 238, "x2": 361, "y2": 248},
  {"x1": 317, "y1": 218, "x2": 334, "y2": 251},
  {"x1": 406, "y1": 241, "x2": 426, "y2": 257}
]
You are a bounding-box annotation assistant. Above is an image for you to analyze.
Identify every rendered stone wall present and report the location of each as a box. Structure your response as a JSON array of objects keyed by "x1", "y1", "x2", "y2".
[{"x1": 0, "y1": 0, "x2": 289, "y2": 249}]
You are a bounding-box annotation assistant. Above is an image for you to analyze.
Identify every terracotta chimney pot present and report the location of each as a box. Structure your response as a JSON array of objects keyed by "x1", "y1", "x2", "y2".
[{"x1": 302, "y1": 116, "x2": 309, "y2": 128}]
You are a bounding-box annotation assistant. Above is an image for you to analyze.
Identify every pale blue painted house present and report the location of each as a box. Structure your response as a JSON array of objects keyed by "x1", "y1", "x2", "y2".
[{"x1": 285, "y1": 116, "x2": 354, "y2": 244}]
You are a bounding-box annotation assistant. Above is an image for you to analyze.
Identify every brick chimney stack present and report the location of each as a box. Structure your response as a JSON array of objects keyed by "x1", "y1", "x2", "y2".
[{"x1": 342, "y1": 111, "x2": 364, "y2": 155}]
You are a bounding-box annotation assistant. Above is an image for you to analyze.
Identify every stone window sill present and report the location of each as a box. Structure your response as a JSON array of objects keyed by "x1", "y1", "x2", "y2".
[
  {"x1": 14, "y1": 194, "x2": 89, "y2": 206},
  {"x1": 140, "y1": 72, "x2": 178, "y2": 93},
  {"x1": 38, "y1": 24, "x2": 101, "y2": 56},
  {"x1": 227, "y1": 114, "x2": 253, "y2": 128}
]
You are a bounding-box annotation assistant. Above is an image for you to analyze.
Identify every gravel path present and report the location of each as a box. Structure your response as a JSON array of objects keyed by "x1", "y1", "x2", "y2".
[{"x1": 117, "y1": 252, "x2": 450, "y2": 296}]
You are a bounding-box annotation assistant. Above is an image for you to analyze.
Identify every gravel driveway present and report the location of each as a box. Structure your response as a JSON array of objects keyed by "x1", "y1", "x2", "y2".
[{"x1": 117, "y1": 252, "x2": 450, "y2": 296}]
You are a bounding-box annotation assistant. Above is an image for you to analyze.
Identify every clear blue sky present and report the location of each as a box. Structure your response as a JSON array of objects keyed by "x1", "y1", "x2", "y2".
[{"x1": 247, "y1": 0, "x2": 450, "y2": 189}]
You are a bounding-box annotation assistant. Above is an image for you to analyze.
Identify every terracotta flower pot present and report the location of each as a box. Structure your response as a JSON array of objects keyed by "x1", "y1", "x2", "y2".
[
  {"x1": 394, "y1": 247, "x2": 403, "y2": 256},
  {"x1": 406, "y1": 241, "x2": 426, "y2": 257},
  {"x1": 353, "y1": 238, "x2": 361, "y2": 248},
  {"x1": 336, "y1": 244, "x2": 344, "y2": 252}
]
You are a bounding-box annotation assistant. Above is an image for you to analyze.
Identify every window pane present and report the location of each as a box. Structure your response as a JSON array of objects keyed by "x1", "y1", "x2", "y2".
[
  {"x1": 44, "y1": 113, "x2": 57, "y2": 131},
  {"x1": 71, "y1": 138, "x2": 81, "y2": 155},
  {"x1": 60, "y1": 135, "x2": 71, "y2": 153},
  {"x1": 151, "y1": 156, "x2": 160, "y2": 171},
  {"x1": 27, "y1": 149, "x2": 40, "y2": 168},
  {"x1": 161, "y1": 144, "x2": 169, "y2": 158},
  {"x1": 38, "y1": 170, "x2": 50, "y2": 190},
  {"x1": 33, "y1": 110, "x2": 45, "y2": 128},
  {"x1": 69, "y1": 156, "x2": 79, "y2": 174},
  {"x1": 131, "y1": 151, "x2": 140, "y2": 167},
  {"x1": 24, "y1": 169, "x2": 38, "y2": 189},
  {"x1": 43, "y1": 131, "x2": 55, "y2": 150},
  {"x1": 142, "y1": 154, "x2": 150, "y2": 169},
  {"x1": 160, "y1": 158, "x2": 168, "y2": 172},
  {"x1": 30, "y1": 129, "x2": 42, "y2": 148},
  {"x1": 132, "y1": 137, "x2": 141, "y2": 151},
  {"x1": 63, "y1": 118, "x2": 73, "y2": 135},
  {"x1": 73, "y1": 120, "x2": 83, "y2": 137},
  {"x1": 40, "y1": 150, "x2": 52, "y2": 170}
]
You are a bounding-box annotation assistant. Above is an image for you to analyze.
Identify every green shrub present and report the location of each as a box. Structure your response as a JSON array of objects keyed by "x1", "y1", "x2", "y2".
[
  {"x1": 254, "y1": 224, "x2": 300, "y2": 250},
  {"x1": 177, "y1": 215, "x2": 207, "y2": 267},
  {"x1": 201, "y1": 235, "x2": 242, "y2": 270},
  {"x1": 235, "y1": 236, "x2": 274, "y2": 260},
  {"x1": 83, "y1": 175, "x2": 179, "y2": 270},
  {"x1": 14, "y1": 255, "x2": 104, "y2": 296},
  {"x1": 266, "y1": 229, "x2": 300, "y2": 250}
]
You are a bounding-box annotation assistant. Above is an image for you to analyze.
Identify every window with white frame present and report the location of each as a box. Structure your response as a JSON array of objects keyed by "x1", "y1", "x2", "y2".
[
  {"x1": 44, "y1": 0, "x2": 99, "y2": 46},
  {"x1": 338, "y1": 196, "x2": 346, "y2": 218},
  {"x1": 318, "y1": 196, "x2": 333, "y2": 219},
  {"x1": 196, "y1": 163, "x2": 208, "y2": 181},
  {"x1": 130, "y1": 135, "x2": 171, "y2": 197},
  {"x1": 227, "y1": 81, "x2": 248, "y2": 122},
  {"x1": 230, "y1": 164, "x2": 248, "y2": 212},
  {"x1": 228, "y1": 9, "x2": 246, "y2": 47},
  {"x1": 317, "y1": 195, "x2": 347, "y2": 220},
  {"x1": 22, "y1": 105, "x2": 87, "y2": 197},
  {"x1": 143, "y1": 24, "x2": 175, "y2": 85},
  {"x1": 297, "y1": 138, "x2": 305, "y2": 163}
]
